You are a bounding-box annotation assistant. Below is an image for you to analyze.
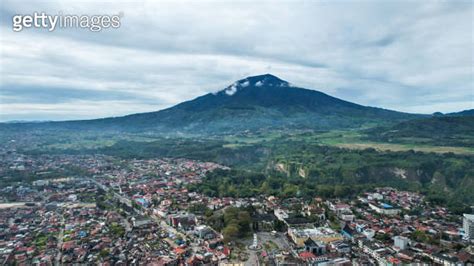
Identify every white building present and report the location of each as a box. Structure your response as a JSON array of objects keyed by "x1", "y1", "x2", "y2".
[
  {"x1": 363, "y1": 229, "x2": 375, "y2": 240},
  {"x1": 368, "y1": 193, "x2": 383, "y2": 201},
  {"x1": 67, "y1": 194, "x2": 78, "y2": 201},
  {"x1": 463, "y1": 213, "x2": 474, "y2": 241},
  {"x1": 339, "y1": 212, "x2": 355, "y2": 222},
  {"x1": 32, "y1": 180, "x2": 50, "y2": 186},
  {"x1": 393, "y1": 236, "x2": 408, "y2": 250},
  {"x1": 274, "y1": 208, "x2": 289, "y2": 221},
  {"x1": 369, "y1": 202, "x2": 401, "y2": 215}
]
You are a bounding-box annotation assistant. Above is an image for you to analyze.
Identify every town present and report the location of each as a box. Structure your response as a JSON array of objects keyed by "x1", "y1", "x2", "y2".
[{"x1": 1, "y1": 148, "x2": 473, "y2": 265}]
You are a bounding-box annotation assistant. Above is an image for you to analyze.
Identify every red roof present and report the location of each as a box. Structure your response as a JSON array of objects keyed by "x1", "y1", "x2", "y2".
[
  {"x1": 62, "y1": 241, "x2": 75, "y2": 250},
  {"x1": 389, "y1": 257, "x2": 401, "y2": 264},
  {"x1": 174, "y1": 247, "x2": 186, "y2": 255},
  {"x1": 222, "y1": 246, "x2": 231, "y2": 256},
  {"x1": 299, "y1": 251, "x2": 317, "y2": 260}
]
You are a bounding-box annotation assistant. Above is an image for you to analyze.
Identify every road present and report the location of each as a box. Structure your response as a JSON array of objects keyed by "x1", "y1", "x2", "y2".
[
  {"x1": 257, "y1": 232, "x2": 292, "y2": 251},
  {"x1": 245, "y1": 251, "x2": 259, "y2": 266},
  {"x1": 122, "y1": 216, "x2": 132, "y2": 232},
  {"x1": 56, "y1": 213, "x2": 65, "y2": 265}
]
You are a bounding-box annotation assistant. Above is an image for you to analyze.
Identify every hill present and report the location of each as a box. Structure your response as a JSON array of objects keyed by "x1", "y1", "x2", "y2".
[{"x1": 366, "y1": 114, "x2": 474, "y2": 147}]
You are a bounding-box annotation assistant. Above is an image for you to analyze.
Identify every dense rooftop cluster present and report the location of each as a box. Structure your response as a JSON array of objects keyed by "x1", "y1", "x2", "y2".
[{"x1": 0, "y1": 147, "x2": 473, "y2": 265}]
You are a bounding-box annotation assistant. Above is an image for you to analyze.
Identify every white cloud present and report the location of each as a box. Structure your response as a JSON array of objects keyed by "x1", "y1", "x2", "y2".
[
  {"x1": 0, "y1": 100, "x2": 161, "y2": 121},
  {"x1": 0, "y1": 0, "x2": 472, "y2": 121},
  {"x1": 225, "y1": 83, "x2": 238, "y2": 96}
]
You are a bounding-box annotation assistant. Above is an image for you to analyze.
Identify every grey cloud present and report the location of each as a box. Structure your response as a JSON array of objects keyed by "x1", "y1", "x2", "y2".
[
  {"x1": 0, "y1": 0, "x2": 472, "y2": 121},
  {"x1": 0, "y1": 84, "x2": 167, "y2": 105}
]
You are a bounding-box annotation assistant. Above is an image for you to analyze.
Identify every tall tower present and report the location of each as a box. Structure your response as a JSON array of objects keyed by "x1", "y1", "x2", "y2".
[{"x1": 463, "y1": 214, "x2": 474, "y2": 241}]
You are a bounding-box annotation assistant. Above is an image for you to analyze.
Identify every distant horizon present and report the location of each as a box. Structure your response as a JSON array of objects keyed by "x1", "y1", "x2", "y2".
[{"x1": 1, "y1": 73, "x2": 472, "y2": 123}]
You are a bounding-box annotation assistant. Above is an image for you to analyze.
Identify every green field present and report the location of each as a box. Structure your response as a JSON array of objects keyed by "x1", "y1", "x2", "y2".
[{"x1": 223, "y1": 130, "x2": 474, "y2": 155}]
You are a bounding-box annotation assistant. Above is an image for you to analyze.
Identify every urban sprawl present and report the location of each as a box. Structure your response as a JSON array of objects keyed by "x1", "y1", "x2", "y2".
[{"x1": 1, "y1": 149, "x2": 473, "y2": 265}]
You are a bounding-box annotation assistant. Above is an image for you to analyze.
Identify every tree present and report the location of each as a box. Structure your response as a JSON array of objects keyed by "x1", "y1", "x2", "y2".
[
  {"x1": 223, "y1": 224, "x2": 239, "y2": 242},
  {"x1": 274, "y1": 220, "x2": 286, "y2": 232},
  {"x1": 237, "y1": 211, "x2": 251, "y2": 234}
]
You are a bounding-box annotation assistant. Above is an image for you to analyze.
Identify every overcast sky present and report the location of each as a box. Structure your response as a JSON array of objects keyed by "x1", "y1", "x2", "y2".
[{"x1": 0, "y1": 0, "x2": 472, "y2": 121}]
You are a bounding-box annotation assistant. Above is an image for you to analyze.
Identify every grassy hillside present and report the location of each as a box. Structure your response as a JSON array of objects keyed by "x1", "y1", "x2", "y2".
[{"x1": 366, "y1": 116, "x2": 474, "y2": 147}]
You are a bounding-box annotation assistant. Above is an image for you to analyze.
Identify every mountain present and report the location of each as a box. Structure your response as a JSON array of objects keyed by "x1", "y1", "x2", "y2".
[
  {"x1": 1, "y1": 74, "x2": 421, "y2": 134},
  {"x1": 447, "y1": 109, "x2": 474, "y2": 117}
]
